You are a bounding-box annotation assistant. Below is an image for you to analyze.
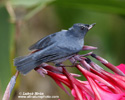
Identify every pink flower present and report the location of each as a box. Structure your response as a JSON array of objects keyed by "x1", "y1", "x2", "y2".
[
  {"x1": 75, "y1": 64, "x2": 125, "y2": 100},
  {"x1": 35, "y1": 61, "x2": 125, "y2": 100},
  {"x1": 117, "y1": 64, "x2": 125, "y2": 74}
]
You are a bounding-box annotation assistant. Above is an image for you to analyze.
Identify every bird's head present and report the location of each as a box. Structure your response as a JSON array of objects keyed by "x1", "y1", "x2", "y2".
[{"x1": 69, "y1": 23, "x2": 96, "y2": 37}]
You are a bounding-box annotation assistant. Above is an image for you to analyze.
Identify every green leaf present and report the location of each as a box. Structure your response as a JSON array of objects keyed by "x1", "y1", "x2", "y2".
[
  {"x1": 24, "y1": 0, "x2": 54, "y2": 20},
  {"x1": 55, "y1": 0, "x2": 125, "y2": 15},
  {"x1": 11, "y1": 0, "x2": 46, "y2": 8},
  {"x1": 0, "y1": 7, "x2": 15, "y2": 96},
  {"x1": 11, "y1": 0, "x2": 55, "y2": 20}
]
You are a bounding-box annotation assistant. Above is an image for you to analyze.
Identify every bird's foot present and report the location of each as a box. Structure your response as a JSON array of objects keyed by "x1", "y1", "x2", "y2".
[
  {"x1": 55, "y1": 63, "x2": 65, "y2": 67},
  {"x1": 55, "y1": 52, "x2": 92, "y2": 67},
  {"x1": 55, "y1": 63, "x2": 77, "y2": 67}
]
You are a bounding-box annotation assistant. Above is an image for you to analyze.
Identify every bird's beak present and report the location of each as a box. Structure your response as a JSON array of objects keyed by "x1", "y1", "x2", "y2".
[{"x1": 88, "y1": 23, "x2": 96, "y2": 30}]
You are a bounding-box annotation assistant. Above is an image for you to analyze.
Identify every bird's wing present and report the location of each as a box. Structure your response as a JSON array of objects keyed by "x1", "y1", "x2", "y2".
[
  {"x1": 29, "y1": 30, "x2": 67, "y2": 50},
  {"x1": 32, "y1": 44, "x2": 79, "y2": 63},
  {"x1": 29, "y1": 33, "x2": 57, "y2": 50}
]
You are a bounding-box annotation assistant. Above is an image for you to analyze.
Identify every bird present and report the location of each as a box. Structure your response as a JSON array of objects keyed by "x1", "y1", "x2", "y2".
[{"x1": 14, "y1": 23, "x2": 96, "y2": 74}]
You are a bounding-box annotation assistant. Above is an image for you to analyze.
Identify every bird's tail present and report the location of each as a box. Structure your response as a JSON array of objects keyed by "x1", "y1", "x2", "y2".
[{"x1": 14, "y1": 54, "x2": 41, "y2": 75}]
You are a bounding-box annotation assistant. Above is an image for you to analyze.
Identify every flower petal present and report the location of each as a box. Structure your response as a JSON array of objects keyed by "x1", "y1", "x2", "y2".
[{"x1": 117, "y1": 64, "x2": 125, "y2": 74}]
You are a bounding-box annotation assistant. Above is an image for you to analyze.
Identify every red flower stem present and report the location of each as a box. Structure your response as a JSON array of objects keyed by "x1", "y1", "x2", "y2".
[
  {"x1": 101, "y1": 71, "x2": 125, "y2": 92},
  {"x1": 91, "y1": 53, "x2": 125, "y2": 76},
  {"x1": 47, "y1": 68, "x2": 94, "y2": 97},
  {"x1": 80, "y1": 59, "x2": 113, "y2": 87},
  {"x1": 86, "y1": 76, "x2": 101, "y2": 100},
  {"x1": 80, "y1": 58, "x2": 108, "y2": 81},
  {"x1": 85, "y1": 58, "x2": 103, "y2": 72},
  {"x1": 62, "y1": 67, "x2": 87, "y2": 100},
  {"x1": 86, "y1": 63, "x2": 122, "y2": 93},
  {"x1": 73, "y1": 84, "x2": 86, "y2": 100},
  {"x1": 40, "y1": 63, "x2": 63, "y2": 73},
  {"x1": 82, "y1": 45, "x2": 97, "y2": 50},
  {"x1": 15, "y1": 71, "x2": 19, "y2": 78},
  {"x1": 35, "y1": 67, "x2": 47, "y2": 77},
  {"x1": 62, "y1": 67, "x2": 74, "y2": 88},
  {"x1": 47, "y1": 70, "x2": 71, "y2": 88},
  {"x1": 62, "y1": 67, "x2": 91, "y2": 94},
  {"x1": 80, "y1": 60, "x2": 91, "y2": 71},
  {"x1": 80, "y1": 52, "x2": 93, "y2": 57},
  {"x1": 105, "y1": 72, "x2": 125, "y2": 82},
  {"x1": 76, "y1": 65, "x2": 118, "y2": 93},
  {"x1": 2, "y1": 71, "x2": 19, "y2": 100}
]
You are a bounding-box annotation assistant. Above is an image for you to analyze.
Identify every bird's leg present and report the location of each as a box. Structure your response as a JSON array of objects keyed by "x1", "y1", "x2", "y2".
[
  {"x1": 55, "y1": 63, "x2": 75, "y2": 67},
  {"x1": 69, "y1": 57, "x2": 80, "y2": 67},
  {"x1": 70, "y1": 52, "x2": 92, "y2": 65},
  {"x1": 55, "y1": 52, "x2": 93, "y2": 67},
  {"x1": 73, "y1": 52, "x2": 93, "y2": 61},
  {"x1": 55, "y1": 63, "x2": 65, "y2": 67},
  {"x1": 55, "y1": 58, "x2": 78, "y2": 67}
]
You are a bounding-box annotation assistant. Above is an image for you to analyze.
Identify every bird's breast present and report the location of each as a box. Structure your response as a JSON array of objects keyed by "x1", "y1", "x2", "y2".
[
  {"x1": 78, "y1": 39, "x2": 84, "y2": 48},
  {"x1": 63, "y1": 38, "x2": 84, "y2": 52}
]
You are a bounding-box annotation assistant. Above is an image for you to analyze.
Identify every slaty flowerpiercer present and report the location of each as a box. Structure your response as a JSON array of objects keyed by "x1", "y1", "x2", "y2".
[{"x1": 14, "y1": 23, "x2": 95, "y2": 74}]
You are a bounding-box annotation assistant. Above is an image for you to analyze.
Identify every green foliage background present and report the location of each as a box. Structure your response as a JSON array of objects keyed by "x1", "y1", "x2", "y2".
[{"x1": 0, "y1": 0, "x2": 125, "y2": 100}]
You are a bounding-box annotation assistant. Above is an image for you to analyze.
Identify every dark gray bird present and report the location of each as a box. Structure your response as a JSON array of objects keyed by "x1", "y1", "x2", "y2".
[{"x1": 14, "y1": 23, "x2": 95, "y2": 74}]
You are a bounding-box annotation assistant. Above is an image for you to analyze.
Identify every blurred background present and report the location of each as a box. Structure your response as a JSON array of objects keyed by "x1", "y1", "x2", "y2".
[{"x1": 0, "y1": 0, "x2": 125, "y2": 100}]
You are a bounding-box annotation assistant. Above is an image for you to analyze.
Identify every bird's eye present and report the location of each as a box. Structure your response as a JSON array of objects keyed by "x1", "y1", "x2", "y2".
[{"x1": 81, "y1": 26, "x2": 84, "y2": 30}]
